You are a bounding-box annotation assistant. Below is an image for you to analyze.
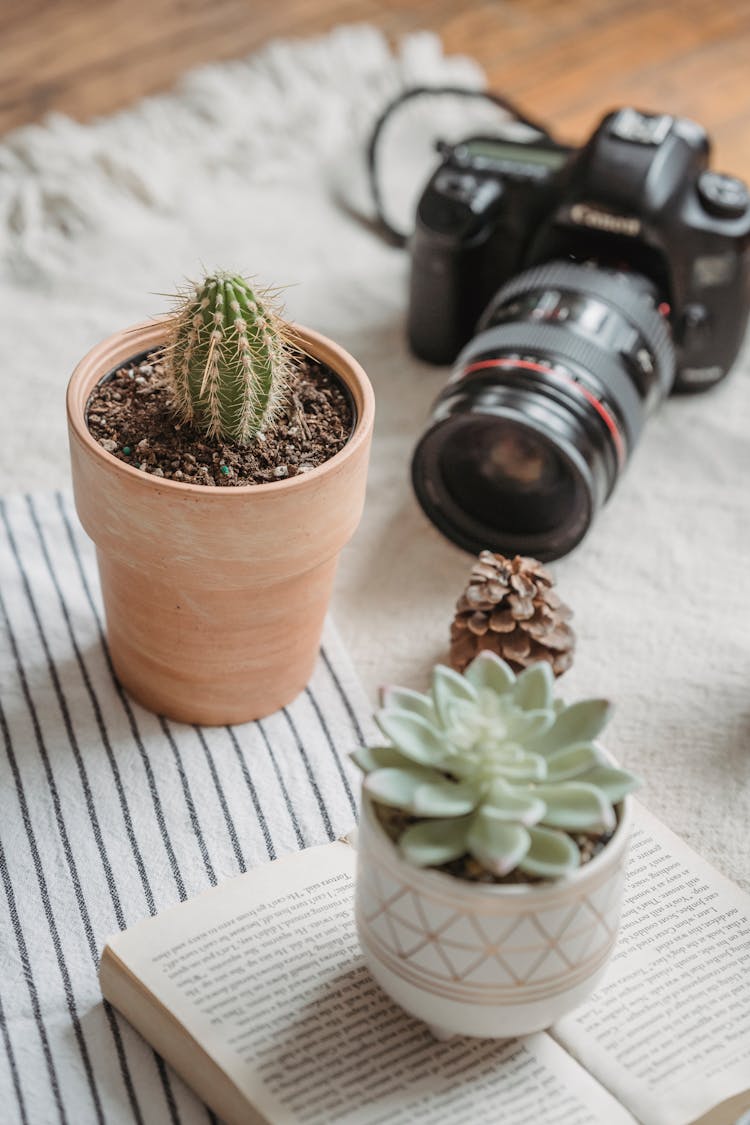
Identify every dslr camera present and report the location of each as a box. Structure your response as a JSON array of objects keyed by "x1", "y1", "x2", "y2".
[{"x1": 408, "y1": 107, "x2": 750, "y2": 559}]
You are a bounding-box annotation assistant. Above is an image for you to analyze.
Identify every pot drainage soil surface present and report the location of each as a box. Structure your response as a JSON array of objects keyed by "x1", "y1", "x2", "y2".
[{"x1": 87, "y1": 349, "x2": 354, "y2": 486}]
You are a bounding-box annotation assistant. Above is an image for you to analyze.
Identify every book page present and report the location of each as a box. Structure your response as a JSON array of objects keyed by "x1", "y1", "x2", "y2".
[
  {"x1": 553, "y1": 803, "x2": 750, "y2": 1125},
  {"x1": 105, "y1": 842, "x2": 635, "y2": 1125}
]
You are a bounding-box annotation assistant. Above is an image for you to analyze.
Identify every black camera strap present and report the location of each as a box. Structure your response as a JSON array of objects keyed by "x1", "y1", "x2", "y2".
[{"x1": 367, "y1": 85, "x2": 553, "y2": 247}]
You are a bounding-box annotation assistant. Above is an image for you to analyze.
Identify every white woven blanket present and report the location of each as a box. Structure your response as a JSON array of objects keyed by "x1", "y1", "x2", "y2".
[{"x1": 0, "y1": 24, "x2": 749, "y2": 1120}]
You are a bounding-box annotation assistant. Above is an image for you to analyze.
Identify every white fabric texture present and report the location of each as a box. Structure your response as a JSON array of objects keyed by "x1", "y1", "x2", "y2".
[{"x1": 0, "y1": 17, "x2": 748, "y2": 913}]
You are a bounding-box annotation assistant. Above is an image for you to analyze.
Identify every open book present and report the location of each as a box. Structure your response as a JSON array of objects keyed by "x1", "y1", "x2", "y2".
[{"x1": 100, "y1": 803, "x2": 750, "y2": 1125}]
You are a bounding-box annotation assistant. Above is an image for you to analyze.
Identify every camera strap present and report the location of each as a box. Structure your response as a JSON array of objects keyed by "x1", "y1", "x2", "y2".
[{"x1": 367, "y1": 85, "x2": 553, "y2": 247}]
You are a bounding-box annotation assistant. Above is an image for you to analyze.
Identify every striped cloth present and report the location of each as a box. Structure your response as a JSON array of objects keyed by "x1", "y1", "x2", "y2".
[{"x1": 0, "y1": 490, "x2": 374, "y2": 1125}]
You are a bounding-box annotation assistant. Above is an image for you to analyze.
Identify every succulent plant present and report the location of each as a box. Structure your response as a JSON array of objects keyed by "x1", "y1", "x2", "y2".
[
  {"x1": 353, "y1": 653, "x2": 641, "y2": 880},
  {"x1": 163, "y1": 271, "x2": 293, "y2": 444}
]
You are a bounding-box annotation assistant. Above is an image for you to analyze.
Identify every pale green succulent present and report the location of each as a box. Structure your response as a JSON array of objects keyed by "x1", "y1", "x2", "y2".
[{"x1": 353, "y1": 652, "x2": 640, "y2": 880}]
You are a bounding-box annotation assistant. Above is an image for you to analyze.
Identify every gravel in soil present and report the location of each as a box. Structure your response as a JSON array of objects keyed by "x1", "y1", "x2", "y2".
[
  {"x1": 86, "y1": 349, "x2": 354, "y2": 486},
  {"x1": 375, "y1": 803, "x2": 614, "y2": 885}
]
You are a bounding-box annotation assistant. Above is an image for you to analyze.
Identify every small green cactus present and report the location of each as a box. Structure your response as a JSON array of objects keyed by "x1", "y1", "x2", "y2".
[
  {"x1": 353, "y1": 653, "x2": 641, "y2": 880},
  {"x1": 163, "y1": 271, "x2": 292, "y2": 444}
]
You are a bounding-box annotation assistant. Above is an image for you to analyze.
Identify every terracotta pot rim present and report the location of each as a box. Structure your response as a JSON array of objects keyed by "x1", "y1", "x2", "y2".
[
  {"x1": 66, "y1": 317, "x2": 375, "y2": 497},
  {"x1": 361, "y1": 789, "x2": 632, "y2": 901}
]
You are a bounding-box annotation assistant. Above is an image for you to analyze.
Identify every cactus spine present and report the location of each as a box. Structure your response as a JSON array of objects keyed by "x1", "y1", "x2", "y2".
[{"x1": 164, "y1": 272, "x2": 291, "y2": 444}]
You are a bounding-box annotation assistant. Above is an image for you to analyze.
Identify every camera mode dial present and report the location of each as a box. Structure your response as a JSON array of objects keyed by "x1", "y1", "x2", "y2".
[{"x1": 697, "y1": 172, "x2": 750, "y2": 220}]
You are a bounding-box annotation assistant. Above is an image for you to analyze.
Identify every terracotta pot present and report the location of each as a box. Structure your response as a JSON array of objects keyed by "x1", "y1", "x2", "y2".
[
  {"x1": 67, "y1": 318, "x2": 374, "y2": 725},
  {"x1": 356, "y1": 792, "x2": 632, "y2": 1038}
]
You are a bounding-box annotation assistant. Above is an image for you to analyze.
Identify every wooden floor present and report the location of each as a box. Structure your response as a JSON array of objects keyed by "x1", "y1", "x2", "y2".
[{"x1": 2, "y1": 0, "x2": 750, "y2": 179}]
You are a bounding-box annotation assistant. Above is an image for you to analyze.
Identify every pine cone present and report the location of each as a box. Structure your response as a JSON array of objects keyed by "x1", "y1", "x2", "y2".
[{"x1": 450, "y1": 551, "x2": 575, "y2": 677}]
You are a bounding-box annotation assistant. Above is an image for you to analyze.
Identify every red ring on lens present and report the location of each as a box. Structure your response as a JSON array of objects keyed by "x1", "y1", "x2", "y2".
[{"x1": 462, "y1": 358, "x2": 626, "y2": 467}]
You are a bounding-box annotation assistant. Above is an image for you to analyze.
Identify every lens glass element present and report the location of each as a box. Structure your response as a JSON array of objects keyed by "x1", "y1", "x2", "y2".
[{"x1": 438, "y1": 416, "x2": 586, "y2": 538}]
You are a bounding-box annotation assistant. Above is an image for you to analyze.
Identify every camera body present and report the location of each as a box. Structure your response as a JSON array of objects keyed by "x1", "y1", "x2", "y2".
[{"x1": 408, "y1": 108, "x2": 750, "y2": 391}]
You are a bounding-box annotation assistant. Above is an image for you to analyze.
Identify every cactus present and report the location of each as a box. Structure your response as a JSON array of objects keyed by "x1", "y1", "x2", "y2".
[
  {"x1": 352, "y1": 653, "x2": 641, "y2": 880},
  {"x1": 163, "y1": 272, "x2": 292, "y2": 444}
]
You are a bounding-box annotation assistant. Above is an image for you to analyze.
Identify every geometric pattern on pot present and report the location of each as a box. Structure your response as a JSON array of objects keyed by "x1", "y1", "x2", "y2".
[{"x1": 357, "y1": 860, "x2": 626, "y2": 1005}]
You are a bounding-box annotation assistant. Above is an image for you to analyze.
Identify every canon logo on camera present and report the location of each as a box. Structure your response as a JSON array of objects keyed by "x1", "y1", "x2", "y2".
[{"x1": 569, "y1": 203, "x2": 642, "y2": 236}]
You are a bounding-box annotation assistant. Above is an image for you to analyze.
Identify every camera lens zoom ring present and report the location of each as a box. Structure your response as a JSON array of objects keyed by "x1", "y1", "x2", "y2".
[
  {"x1": 481, "y1": 260, "x2": 675, "y2": 394},
  {"x1": 459, "y1": 320, "x2": 644, "y2": 446}
]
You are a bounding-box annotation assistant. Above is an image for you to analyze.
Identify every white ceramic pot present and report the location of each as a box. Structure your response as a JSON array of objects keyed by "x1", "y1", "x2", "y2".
[{"x1": 356, "y1": 792, "x2": 632, "y2": 1038}]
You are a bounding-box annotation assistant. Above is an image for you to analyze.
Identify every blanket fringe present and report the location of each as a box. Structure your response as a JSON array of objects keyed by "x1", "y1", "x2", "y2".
[{"x1": 0, "y1": 26, "x2": 484, "y2": 279}]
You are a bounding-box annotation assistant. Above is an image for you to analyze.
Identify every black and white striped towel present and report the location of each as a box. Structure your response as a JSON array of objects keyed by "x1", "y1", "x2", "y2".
[{"x1": 0, "y1": 491, "x2": 374, "y2": 1125}]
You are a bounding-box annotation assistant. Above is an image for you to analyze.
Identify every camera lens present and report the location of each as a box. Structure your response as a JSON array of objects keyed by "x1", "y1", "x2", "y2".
[
  {"x1": 411, "y1": 261, "x2": 675, "y2": 560},
  {"x1": 438, "y1": 417, "x2": 589, "y2": 539}
]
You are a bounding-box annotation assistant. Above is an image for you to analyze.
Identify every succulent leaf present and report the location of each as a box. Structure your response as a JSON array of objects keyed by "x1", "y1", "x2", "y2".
[
  {"x1": 505, "y1": 708, "x2": 554, "y2": 744},
  {"x1": 164, "y1": 271, "x2": 291, "y2": 444},
  {"x1": 483, "y1": 785, "x2": 546, "y2": 826},
  {"x1": 526, "y1": 699, "x2": 613, "y2": 755},
  {"x1": 545, "y1": 743, "x2": 605, "y2": 782},
  {"x1": 379, "y1": 686, "x2": 437, "y2": 724},
  {"x1": 364, "y1": 766, "x2": 436, "y2": 809},
  {"x1": 577, "y1": 764, "x2": 640, "y2": 803},
  {"x1": 399, "y1": 817, "x2": 472, "y2": 868},
  {"x1": 535, "y1": 782, "x2": 616, "y2": 832},
  {"x1": 412, "y1": 779, "x2": 479, "y2": 818},
  {"x1": 432, "y1": 664, "x2": 478, "y2": 726},
  {"x1": 350, "y1": 744, "x2": 415, "y2": 773},
  {"x1": 486, "y1": 751, "x2": 547, "y2": 782},
  {"x1": 513, "y1": 662, "x2": 554, "y2": 711},
  {"x1": 463, "y1": 651, "x2": 515, "y2": 695},
  {"x1": 467, "y1": 811, "x2": 531, "y2": 876},
  {"x1": 518, "y1": 825, "x2": 581, "y2": 878},
  {"x1": 365, "y1": 768, "x2": 478, "y2": 818},
  {"x1": 375, "y1": 709, "x2": 451, "y2": 769}
]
